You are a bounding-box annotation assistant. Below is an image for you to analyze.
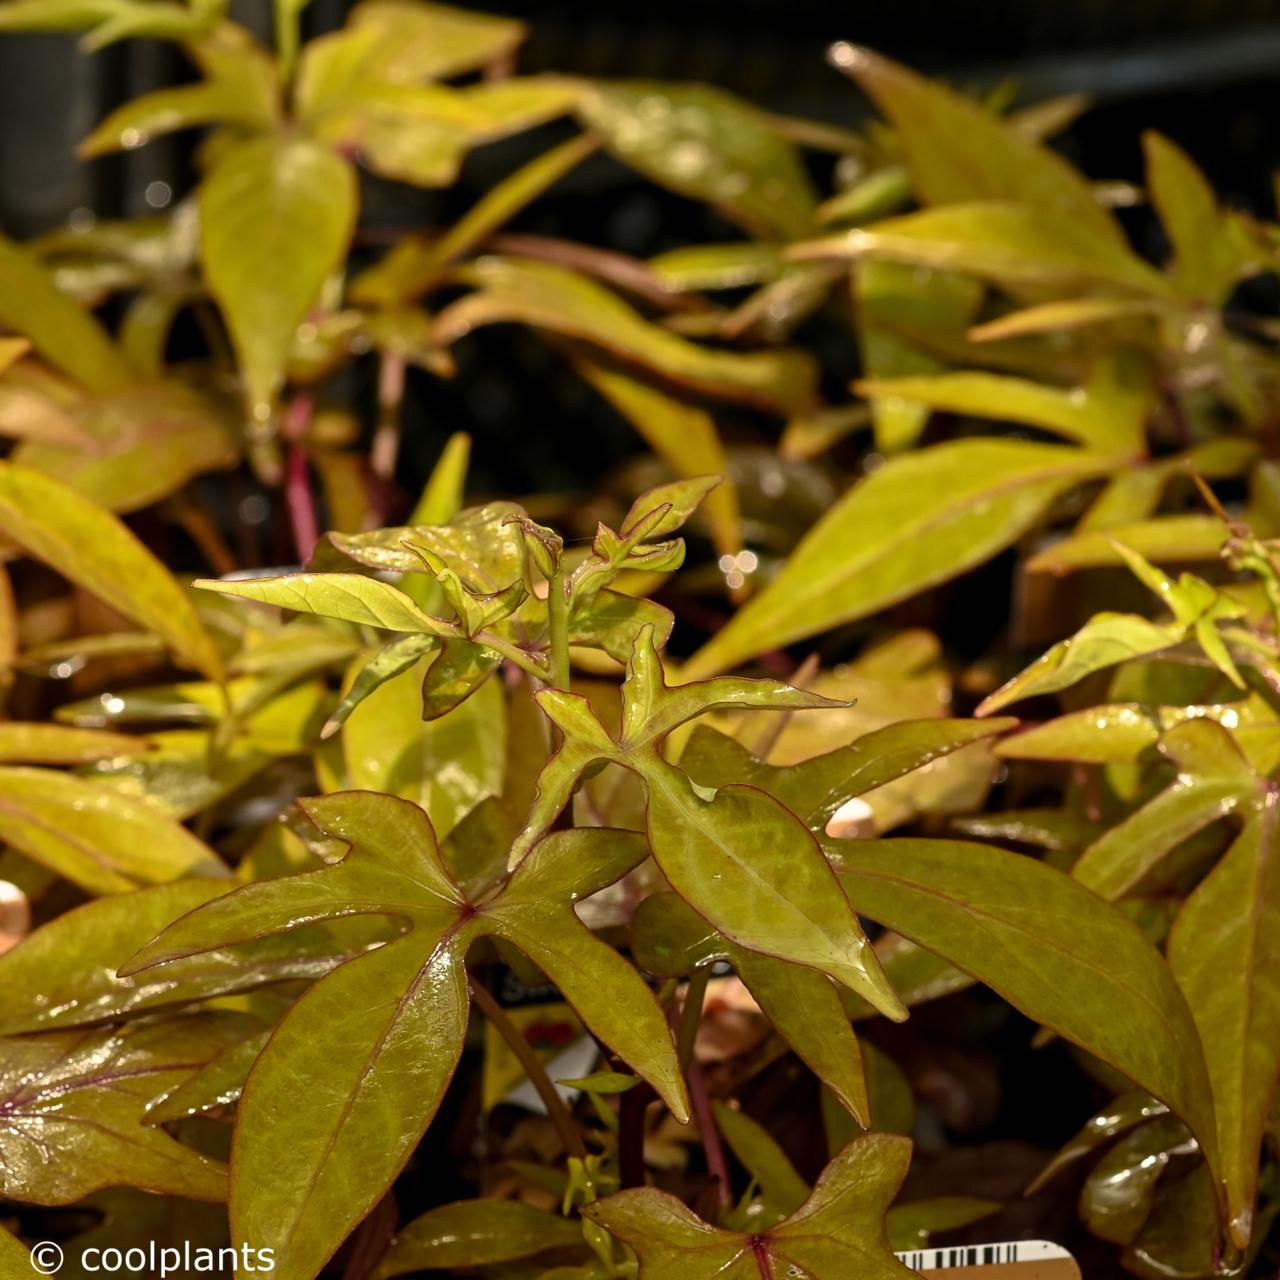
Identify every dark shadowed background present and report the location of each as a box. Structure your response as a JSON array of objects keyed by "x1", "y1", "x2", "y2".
[{"x1": 5, "y1": 0, "x2": 1280, "y2": 503}]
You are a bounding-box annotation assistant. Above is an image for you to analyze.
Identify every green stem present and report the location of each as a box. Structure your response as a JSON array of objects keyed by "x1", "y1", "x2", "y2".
[
  {"x1": 275, "y1": 0, "x2": 303, "y2": 85},
  {"x1": 547, "y1": 565, "x2": 571, "y2": 691},
  {"x1": 469, "y1": 980, "x2": 588, "y2": 1160},
  {"x1": 476, "y1": 631, "x2": 549, "y2": 683},
  {"x1": 676, "y1": 966, "x2": 711, "y2": 1071}
]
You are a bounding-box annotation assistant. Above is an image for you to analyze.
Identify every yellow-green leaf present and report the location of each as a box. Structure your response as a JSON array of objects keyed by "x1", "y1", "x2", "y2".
[
  {"x1": 686, "y1": 440, "x2": 1106, "y2": 676},
  {"x1": 1144, "y1": 130, "x2": 1264, "y2": 305},
  {"x1": 977, "y1": 613, "x2": 1180, "y2": 715},
  {"x1": 0, "y1": 232, "x2": 128, "y2": 392},
  {"x1": 0, "y1": 767, "x2": 230, "y2": 896},
  {"x1": 200, "y1": 133, "x2": 357, "y2": 412},
  {"x1": 855, "y1": 350, "x2": 1152, "y2": 457},
  {"x1": 78, "y1": 24, "x2": 278, "y2": 158},
  {"x1": 434, "y1": 257, "x2": 817, "y2": 416},
  {"x1": 577, "y1": 81, "x2": 817, "y2": 239},
  {"x1": 1027, "y1": 515, "x2": 1228, "y2": 574},
  {"x1": 793, "y1": 202, "x2": 1169, "y2": 296},
  {"x1": 197, "y1": 572, "x2": 450, "y2": 634},
  {"x1": 577, "y1": 361, "x2": 740, "y2": 563},
  {"x1": 831, "y1": 45, "x2": 1119, "y2": 243},
  {"x1": 0, "y1": 463, "x2": 223, "y2": 679}
]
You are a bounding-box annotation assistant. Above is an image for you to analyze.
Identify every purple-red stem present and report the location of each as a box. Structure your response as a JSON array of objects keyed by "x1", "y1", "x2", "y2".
[
  {"x1": 688, "y1": 1059, "x2": 732, "y2": 1211},
  {"x1": 283, "y1": 390, "x2": 319, "y2": 563}
]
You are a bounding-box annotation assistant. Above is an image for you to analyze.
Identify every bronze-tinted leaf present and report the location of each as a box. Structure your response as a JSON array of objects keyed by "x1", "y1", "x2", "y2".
[
  {"x1": 838, "y1": 838, "x2": 1220, "y2": 1175},
  {"x1": 376, "y1": 1199, "x2": 584, "y2": 1277},
  {"x1": 585, "y1": 1133, "x2": 914, "y2": 1278},
  {"x1": 0, "y1": 1016, "x2": 243, "y2": 1205},
  {"x1": 1168, "y1": 797, "x2": 1280, "y2": 1249}
]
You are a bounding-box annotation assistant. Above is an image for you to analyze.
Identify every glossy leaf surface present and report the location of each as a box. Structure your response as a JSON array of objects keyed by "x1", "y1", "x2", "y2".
[
  {"x1": 0, "y1": 768, "x2": 228, "y2": 895},
  {"x1": 0, "y1": 1017, "x2": 240, "y2": 1205}
]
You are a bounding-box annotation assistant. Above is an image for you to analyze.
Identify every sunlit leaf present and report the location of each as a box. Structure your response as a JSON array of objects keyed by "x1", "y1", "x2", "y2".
[
  {"x1": 0, "y1": 1226, "x2": 29, "y2": 1271},
  {"x1": 322, "y1": 633, "x2": 439, "y2": 737},
  {"x1": 831, "y1": 44, "x2": 1119, "y2": 242},
  {"x1": 577, "y1": 82, "x2": 817, "y2": 239},
  {"x1": 78, "y1": 24, "x2": 278, "y2": 158},
  {"x1": 335, "y1": 0, "x2": 525, "y2": 82},
  {"x1": 0, "y1": 231, "x2": 129, "y2": 393},
  {"x1": 13, "y1": 383, "x2": 239, "y2": 513},
  {"x1": 197, "y1": 572, "x2": 450, "y2": 634},
  {"x1": 977, "y1": 613, "x2": 1180, "y2": 715},
  {"x1": 1072, "y1": 720, "x2": 1261, "y2": 900},
  {"x1": 577, "y1": 361, "x2": 740, "y2": 563},
  {"x1": 200, "y1": 133, "x2": 357, "y2": 411},
  {"x1": 792, "y1": 203, "x2": 1169, "y2": 296},
  {"x1": 1144, "y1": 130, "x2": 1264, "y2": 305},
  {"x1": 855, "y1": 350, "x2": 1153, "y2": 456},
  {"x1": 434, "y1": 257, "x2": 817, "y2": 416},
  {"x1": 0, "y1": 463, "x2": 223, "y2": 679},
  {"x1": 686, "y1": 440, "x2": 1107, "y2": 676},
  {"x1": 1027, "y1": 515, "x2": 1228, "y2": 574},
  {"x1": 968, "y1": 296, "x2": 1156, "y2": 342},
  {"x1": 0, "y1": 767, "x2": 229, "y2": 895},
  {"x1": 0, "y1": 723, "x2": 146, "y2": 764}
]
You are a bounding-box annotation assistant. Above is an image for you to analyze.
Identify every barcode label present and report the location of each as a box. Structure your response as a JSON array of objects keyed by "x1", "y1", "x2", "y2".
[{"x1": 895, "y1": 1241, "x2": 1073, "y2": 1270}]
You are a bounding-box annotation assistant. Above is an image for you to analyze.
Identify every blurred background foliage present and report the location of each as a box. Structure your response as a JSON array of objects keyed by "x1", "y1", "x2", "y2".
[{"x1": 5, "y1": 0, "x2": 1280, "y2": 503}]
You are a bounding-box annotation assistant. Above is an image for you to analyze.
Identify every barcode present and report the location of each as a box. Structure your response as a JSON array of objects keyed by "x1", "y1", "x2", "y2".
[{"x1": 894, "y1": 1241, "x2": 1072, "y2": 1270}]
